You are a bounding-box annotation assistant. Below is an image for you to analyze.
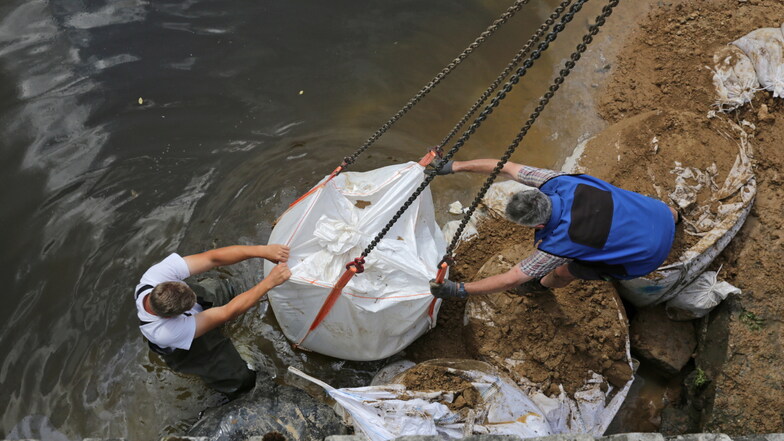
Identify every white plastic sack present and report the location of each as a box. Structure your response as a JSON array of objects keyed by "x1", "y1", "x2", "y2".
[
  {"x1": 521, "y1": 371, "x2": 632, "y2": 435},
  {"x1": 732, "y1": 27, "x2": 784, "y2": 97},
  {"x1": 666, "y1": 269, "x2": 741, "y2": 320},
  {"x1": 266, "y1": 162, "x2": 446, "y2": 361},
  {"x1": 710, "y1": 44, "x2": 759, "y2": 111},
  {"x1": 289, "y1": 361, "x2": 552, "y2": 441}
]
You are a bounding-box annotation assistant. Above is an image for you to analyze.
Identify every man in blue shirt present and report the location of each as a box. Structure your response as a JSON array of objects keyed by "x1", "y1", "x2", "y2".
[{"x1": 430, "y1": 159, "x2": 678, "y2": 299}]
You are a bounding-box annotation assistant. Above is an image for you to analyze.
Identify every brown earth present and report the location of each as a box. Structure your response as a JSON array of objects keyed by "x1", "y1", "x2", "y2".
[
  {"x1": 404, "y1": 216, "x2": 532, "y2": 363},
  {"x1": 408, "y1": 0, "x2": 784, "y2": 433},
  {"x1": 597, "y1": 0, "x2": 784, "y2": 433},
  {"x1": 408, "y1": 215, "x2": 632, "y2": 397},
  {"x1": 397, "y1": 363, "x2": 482, "y2": 412}
]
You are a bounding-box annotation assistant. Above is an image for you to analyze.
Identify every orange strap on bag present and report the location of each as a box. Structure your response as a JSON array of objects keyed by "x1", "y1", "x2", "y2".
[
  {"x1": 418, "y1": 146, "x2": 442, "y2": 168},
  {"x1": 288, "y1": 164, "x2": 344, "y2": 209},
  {"x1": 428, "y1": 258, "x2": 452, "y2": 320},
  {"x1": 295, "y1": 257, "x2": 365, "y2": 348}
]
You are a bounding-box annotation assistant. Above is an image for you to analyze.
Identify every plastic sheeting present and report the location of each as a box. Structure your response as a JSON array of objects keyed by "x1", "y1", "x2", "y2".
[
  {"x1": 289, "y1": 360, "x2": 553, "y2": 441},
  {"x1": 265, "y1": 162, "x2": 446, "y2": 361}
]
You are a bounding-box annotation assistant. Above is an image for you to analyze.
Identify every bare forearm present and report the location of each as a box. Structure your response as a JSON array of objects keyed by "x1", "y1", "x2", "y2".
[
  {"x1": 223, "y1": 280, "x2": 271, "y2": 320},
  {"x1": 464, "y1": 268, "x2": 532, "y2": 295},
  {"x1": 205, "y1": 245, "x2": 266, "y2": 267},
  {"x1": 452, "y1": 159, "x2": 521, "y2": 180}
]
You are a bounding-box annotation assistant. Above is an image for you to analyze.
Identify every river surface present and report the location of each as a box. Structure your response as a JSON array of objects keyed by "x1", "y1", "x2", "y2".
[{"x1": 0, "y1": 0, "x2": 635, "y2": 439}]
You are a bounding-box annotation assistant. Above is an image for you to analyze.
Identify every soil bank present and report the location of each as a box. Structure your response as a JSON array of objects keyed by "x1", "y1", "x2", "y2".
[
  {"x1": 408, "y1": 0, "x2": 784, "y2": 434},
  {"x1": 597, "y1": 0, "x2": 784, "y2": 433}
]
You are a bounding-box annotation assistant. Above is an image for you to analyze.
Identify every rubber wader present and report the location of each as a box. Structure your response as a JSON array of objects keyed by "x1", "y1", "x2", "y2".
[{"x1": 142, "y1": 278, "x2": 256, "y2": 397}]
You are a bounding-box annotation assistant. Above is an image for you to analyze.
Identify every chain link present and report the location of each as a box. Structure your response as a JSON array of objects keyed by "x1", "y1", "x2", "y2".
[
  {"x1": 437, "y1": 0, "x2": 574, "y2": 150},
  {"x1": 361, "y1": 0, "x2": 595, "y2": 259},
  {"x1": 342, "y1": 0, "x2": 532, "y2": 168},
  {"x1": 445, "y1": 0, "x2": 621, "y2": 256}
]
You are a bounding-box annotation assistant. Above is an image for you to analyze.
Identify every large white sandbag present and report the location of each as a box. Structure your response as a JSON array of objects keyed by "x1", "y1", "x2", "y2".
[
  {"x1": 265, "y1": 162, "x2": 446, "y2": 361},
  {"x1": 732, "y1": 27, "x2": 784, "y2": 97},
  {"x1": 710, "y1": 44, "x2": 759, "y2": 110}
]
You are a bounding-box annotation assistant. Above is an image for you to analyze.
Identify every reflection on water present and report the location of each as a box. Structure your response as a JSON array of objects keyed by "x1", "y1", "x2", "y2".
[{"x1": 0, "y1": 0, "x2": 623, "y2": 438}]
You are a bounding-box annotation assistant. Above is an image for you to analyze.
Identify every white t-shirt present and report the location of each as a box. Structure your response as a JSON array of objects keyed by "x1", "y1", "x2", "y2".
[{"x1": 135, "y1": 253, "x2": 202, "y2": 351}]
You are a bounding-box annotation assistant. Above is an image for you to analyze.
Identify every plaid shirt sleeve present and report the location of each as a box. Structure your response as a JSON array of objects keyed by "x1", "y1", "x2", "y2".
[
  {"x1": 518, "y1": 250, "x2": 571, "y2": 279},
  {"x1": 515, "y1": 165, "x2": 563, "y2": 188}
]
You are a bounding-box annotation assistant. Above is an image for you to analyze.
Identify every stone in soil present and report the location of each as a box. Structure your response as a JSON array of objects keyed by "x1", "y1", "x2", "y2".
[{"x1": 630, "y1": 305, "x2": 697, "y2": 377}]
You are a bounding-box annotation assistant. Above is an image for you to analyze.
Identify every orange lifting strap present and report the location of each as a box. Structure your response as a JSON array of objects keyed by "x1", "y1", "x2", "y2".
[
  {"x1": 295, "y1": 258, "x2": 364, "y2": 348},
  {"x1": 427, "y1": 258, "x2": 451, "y2": 320},
  {"x1": 288, "y1": 164, "x2": 344, "y2": 209}
]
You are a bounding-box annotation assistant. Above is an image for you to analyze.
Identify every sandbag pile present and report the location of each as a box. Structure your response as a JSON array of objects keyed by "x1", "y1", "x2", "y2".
[{"x1": 712, "y1": 23, "x2": 784, "y2": 110}]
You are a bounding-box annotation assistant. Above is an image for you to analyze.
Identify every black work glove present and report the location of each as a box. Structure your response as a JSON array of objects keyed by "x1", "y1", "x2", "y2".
[
  {"x1": 430, "y1": 159, "x2": 454, "y2": 175},
  {"x1": 513, "y1": 278, "x2": 550, "y2": 296},
  {"x1": 429, "y1": 278, "x2": 468, "y2": 299}
]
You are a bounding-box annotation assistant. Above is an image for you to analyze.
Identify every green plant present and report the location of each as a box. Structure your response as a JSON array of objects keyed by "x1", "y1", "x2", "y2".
[
  {"x1": 694, "y1": 368, "x2": 709, "y2": 389},
  {"x1": 740, "y1": 310, "x2": 765, "y2": 331}
]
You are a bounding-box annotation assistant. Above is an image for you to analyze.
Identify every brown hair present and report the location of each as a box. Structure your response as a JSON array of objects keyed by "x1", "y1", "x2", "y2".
[{"x1": 149, "y1": 282, "x2": 196, "y2": 317}]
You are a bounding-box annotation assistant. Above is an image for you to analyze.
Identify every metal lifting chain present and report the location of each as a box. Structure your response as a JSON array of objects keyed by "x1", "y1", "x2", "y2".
[
  {"x1": 341, "y1": 0, "x2": 532, "y2": 168},
  {"x1": 360, "y1": 0, "x2": 592, "y2": 260},
  {"x1": 445, "y1": 0, "x2": 621, "y2": 257},
  {"x1": 437, "y1": 0, "x2": 574, "y2": 150}
]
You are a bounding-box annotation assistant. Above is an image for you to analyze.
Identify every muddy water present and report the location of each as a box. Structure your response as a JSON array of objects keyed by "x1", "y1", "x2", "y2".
[{"x1": 0, "y1": 0, "x2": 648, "y2": 439}]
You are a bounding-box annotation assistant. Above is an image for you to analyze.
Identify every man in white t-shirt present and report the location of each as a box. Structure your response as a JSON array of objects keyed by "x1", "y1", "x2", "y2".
[{"x1": 134, "y1": 244, "x2": 291, "y2": 397}]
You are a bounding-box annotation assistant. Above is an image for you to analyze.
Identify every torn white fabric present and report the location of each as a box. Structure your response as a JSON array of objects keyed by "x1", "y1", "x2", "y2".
[
  {"x1": 710, "y1": 44, "x2": 760, "y2": 110},
  {"x1": 289, "y1": 361, "x2": 553, "y2": 441}
]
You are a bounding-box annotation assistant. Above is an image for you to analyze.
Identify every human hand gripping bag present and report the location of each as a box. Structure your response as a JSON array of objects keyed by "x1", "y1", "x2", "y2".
[{"x1": 264, "y1": 162, "x2": 446, "y2": 361}]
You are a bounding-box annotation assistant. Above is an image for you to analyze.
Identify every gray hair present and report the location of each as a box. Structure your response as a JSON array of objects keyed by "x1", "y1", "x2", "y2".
[
  {"x1": 150, "y1": 282, "x2": 196, "y2": 317},
  {"x1": 505, "y1": 189, "x2": 552, "y2": 227}
]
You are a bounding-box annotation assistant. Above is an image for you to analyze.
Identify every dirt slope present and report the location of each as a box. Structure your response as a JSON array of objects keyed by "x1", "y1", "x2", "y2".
[{"x1": 598, "y1": 0, "x2": 784, "y2": 433}]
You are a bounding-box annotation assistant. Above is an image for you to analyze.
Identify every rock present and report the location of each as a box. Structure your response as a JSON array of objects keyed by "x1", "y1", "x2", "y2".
[
  {"x1": 529, "y1": 435, "x2": 595, "y2": 441},
  {"x1": 666, "y1": 435, "x2": 733, "y2": 441},
  {"x1": 692, "y1": 296, "x2": 742, "y2": 429},
  {"x1": 630, "y1": 305, "x2": 697, "y2": 376},
  {"x1": 660, "y1": 406, "x2": 700, "y2": 436},
  {"x1": 396, "y1": 436, "x2": 528, "y2": 441},
  {"x1": 757, "y1": 104, "x2": 775, "y2": 122},
  {"x1": 187, "y1": 375, "x2": 347, "y2": 441},
  {"x1": 601, "y1": 434, "x2": 665, "y2": 441},
  {"x1": 325, "y1": 436, "x2": 368, "y2": 441},
  {"x1": 733, "y1": 436, "x2": 784, "y2": 441}
]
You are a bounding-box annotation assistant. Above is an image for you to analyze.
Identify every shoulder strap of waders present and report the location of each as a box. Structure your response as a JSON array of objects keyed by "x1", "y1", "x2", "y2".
[
  {"x1": 135, "y1": 284, "x2": 154, "y2": 300},
  {"x1": 134, "y1": 283, "x2": 177, "y2": 355}
]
